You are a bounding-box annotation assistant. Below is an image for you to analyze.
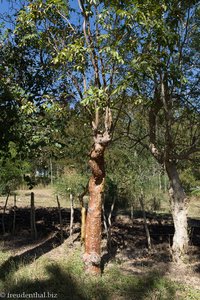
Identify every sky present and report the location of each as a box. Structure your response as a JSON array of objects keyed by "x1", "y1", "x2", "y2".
[
  {"x1": 0, "y1": 0, "x2": 81, "y2": 30},
  {"x1": 0, "y1": 0, "x2": 81, "y2": 16},
  {"x1": 0, "y1": 0, "x2": 10, "y2": 13},
  {"x1": 0, "y1": 0, "x2": 21, "y2": 31},
  {"x1": 0, "y1": 0, "x2": 21, "y2": 14}
]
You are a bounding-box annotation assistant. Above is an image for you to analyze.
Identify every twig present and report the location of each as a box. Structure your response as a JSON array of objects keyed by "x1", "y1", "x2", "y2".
[{"x1": 56, "y1": 9, "x2": 76, "y2": 32}]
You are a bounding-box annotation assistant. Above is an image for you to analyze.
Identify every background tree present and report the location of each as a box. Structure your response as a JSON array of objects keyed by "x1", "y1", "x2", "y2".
[{"x1": 117, "y1": 0, "x2": 200, "y2": 262}]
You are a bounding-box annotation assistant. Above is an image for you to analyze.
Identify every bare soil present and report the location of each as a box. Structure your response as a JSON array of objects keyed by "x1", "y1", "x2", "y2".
[{"x1": 0, "y1": 207, "x2": 199, "y2": 290}]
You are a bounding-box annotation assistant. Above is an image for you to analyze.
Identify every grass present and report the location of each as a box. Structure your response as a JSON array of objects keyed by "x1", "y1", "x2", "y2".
[
  {"x1": 0, "y1": 246, "x2": 200, "y2": 300},
  {"x1": 1, "y1": 186, "x2": 200, "y2": 219},
  {"x1": 0, "y1": 187, "x2": 79, "y2": 209},
  {"x1": 0, "y1": 186, "x2": 199, "y2": 299},
  {"x1": 188, "y1": 196, "x2": 200, "y2": 220}
]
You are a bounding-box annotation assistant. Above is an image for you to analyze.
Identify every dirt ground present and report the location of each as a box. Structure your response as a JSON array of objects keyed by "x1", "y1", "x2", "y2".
[{"x1": 0, "y1": 206, "x2": 199, "y2": 291}]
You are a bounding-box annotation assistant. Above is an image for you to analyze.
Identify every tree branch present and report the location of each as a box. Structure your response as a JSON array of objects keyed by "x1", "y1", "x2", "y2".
[{"x1": 78, "y1": 0, "x2": 101, "y2": 88}]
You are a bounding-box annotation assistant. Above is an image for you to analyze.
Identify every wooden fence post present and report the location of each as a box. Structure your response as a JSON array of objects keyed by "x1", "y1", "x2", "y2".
[
  {"x1": 69, "y1": 193, "x2": 74, "y2": 238},
  {"x1": 56, "y1": 195, "x2": 63, "y2": 243},
  {"x1": 30, "y1": 192, "x2": 37, "y2": 240},
  {"x1": 81, "y1": 205, "x2": 86, "y2": 244},
  {"x1": 2, "y1": 192, "x2": 10, "y2": 235},
  {"x1": 12, "y1": 193, "x2": 17, "y2": 235},
  {"x1": 78, "y1": 183, "x2": 89, "y2": 245}
]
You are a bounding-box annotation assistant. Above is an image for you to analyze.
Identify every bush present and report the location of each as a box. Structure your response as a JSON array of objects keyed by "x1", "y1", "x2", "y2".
[
  {"x1": 54, "y1": 169, "x2": 88, "y2": 199},
  {"x1": 0, "y1": 156, "x2": 31, "y2": 194}
]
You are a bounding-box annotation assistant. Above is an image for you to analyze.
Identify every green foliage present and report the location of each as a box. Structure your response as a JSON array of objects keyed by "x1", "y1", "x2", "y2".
[
  {"x1": 82, "y1": 86, "x2": 109, "y2": 107},
  {"x1": 191, "y1": 187, "x2": 200, "y2": 196},
  {"x1": 0, "y1": 152, "x2": 31, "y2": 194},
  {"x1": 103, "y1": 175, "x2": 118, "y2": 209},
  {"x1": 1, "y1": 0, "x2": 199, "y2": 219},
  {"x1": 105, "y1": 143, "x2": 168, "y2": 211},
  {"x1": 180, "y1": 167, "x2": 200, "y2": 193},
  {"x1": 53, "y1": 39, "x2": 86, "y2": 70},
  {"x1": 54, "y1": 169, "x2": 88, "y2": 197}
]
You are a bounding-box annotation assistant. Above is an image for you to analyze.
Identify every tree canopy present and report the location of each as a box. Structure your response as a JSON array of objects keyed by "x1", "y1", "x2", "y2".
[{"x1": 0, "y1": 0, "x2": 199, "y2": 269}]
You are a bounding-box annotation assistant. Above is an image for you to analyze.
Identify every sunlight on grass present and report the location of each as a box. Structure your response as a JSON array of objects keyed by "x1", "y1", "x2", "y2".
[{"x1": 0, "y1": 246, "x2": 200, "y2": 300}]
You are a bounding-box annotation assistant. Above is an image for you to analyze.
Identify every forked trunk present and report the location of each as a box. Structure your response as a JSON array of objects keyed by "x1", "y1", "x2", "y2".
[
  {"x1": 165, "y1": 162, "x2": 189, "y2": 262},
  {"x1": 83, "y1": 142, "x2": 106, "y2": 275}
]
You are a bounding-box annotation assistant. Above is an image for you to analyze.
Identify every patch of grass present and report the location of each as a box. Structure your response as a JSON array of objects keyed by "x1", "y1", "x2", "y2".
[
  {"x1": 188, "y1": 196, "x2": 200, "y2": 219},
  {"x1": 0, "y1": 247, "x2": 200, "y2": 300},
  {"x1": 0, "y1": 250, "x2": 12, "y2": 291},
  {"x1": 0, "y1": 250, "x2": 11, "y2": 263},
  {"x1": 181, "y1": 287, "x2": 200, "y2": 300},
  {"x1": 103, "y1": 266, "x2": 177, "y2": 300}
]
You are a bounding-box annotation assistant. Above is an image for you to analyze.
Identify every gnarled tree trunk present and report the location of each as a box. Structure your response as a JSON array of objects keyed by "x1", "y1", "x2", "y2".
[
  {"x1": 165, "y1": 162, "x2": 189, "y2": 262},
  {"x1": 83, "y1": 141, "x2": 106, "y2": 275}
]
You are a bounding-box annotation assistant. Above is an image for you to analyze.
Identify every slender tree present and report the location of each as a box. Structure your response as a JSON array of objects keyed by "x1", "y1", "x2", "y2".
[{"x1": 117, "y1": 0, "x2": 200, "y2": 262}]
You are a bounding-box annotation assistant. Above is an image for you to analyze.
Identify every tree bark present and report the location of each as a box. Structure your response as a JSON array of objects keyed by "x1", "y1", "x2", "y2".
[
  {"x1": 139, "y1": 193, "x2": 151, "y2": 251},
  {"x1": 83, "y1": 141, "x2": 106, "y2": 275},
  {"x1": 165, "y1": 162, "x2": 189, "y2": 262}
]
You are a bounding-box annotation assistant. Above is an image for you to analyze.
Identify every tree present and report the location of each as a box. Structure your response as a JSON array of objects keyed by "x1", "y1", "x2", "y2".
[
  {"x1": 118, "y1": 0, "x2": 200, "y2": 262},
  {"x1": 0, "y1": 23, "x2": 32, "y2": 192},
  {"x1": 13, "y1": 0, "x2": 132, "y2": 274},
  {"x1": 0, "y1": 2, "x2": 77, "y2": 190},
  {"x1": 7, "y1": 0, "x2": 199, "y2": 269}
]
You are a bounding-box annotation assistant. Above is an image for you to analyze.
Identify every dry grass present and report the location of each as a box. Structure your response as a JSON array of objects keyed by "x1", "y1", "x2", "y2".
[
  {"x1": 188, "y1": 196, "x2": 200, "y2": 219},
  {"x1": 0, "y1": 240, "x2": 200, "y2": 300},
  {"x1": 1, "y1": 187, "x2": 200, "y2": 222},
  {"x1": 0, "y1": 187, "x2": 81, "y2": 209}
]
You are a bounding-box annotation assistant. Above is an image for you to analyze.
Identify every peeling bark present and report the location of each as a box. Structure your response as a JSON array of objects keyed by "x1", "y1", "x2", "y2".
[
  {"x1": 84, "y1": 140, "x2": 107, "y2": 275},
  {"x1": 165, "y1": 162, "x2": 189, "y2": 262}
]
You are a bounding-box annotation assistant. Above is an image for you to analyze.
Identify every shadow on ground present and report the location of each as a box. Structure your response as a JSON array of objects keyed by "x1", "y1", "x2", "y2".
[
  {"x1": 0, "y1": 232, "x2": 65, "y2": 280},
  {"x1": 0, "y1": 209, "x2": 199, "y2": 299},
  {"x1": 2, "y1": 262, "x2": 175, "y2": 300}
]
